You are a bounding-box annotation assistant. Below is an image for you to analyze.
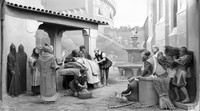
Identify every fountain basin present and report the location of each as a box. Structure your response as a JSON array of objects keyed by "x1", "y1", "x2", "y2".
[
  {"x1": 123, "y1": 48, "x2": 145, "y2": 64},
  {"x1": 115, "y1": 63, "x2": 142, "y2": 77}
]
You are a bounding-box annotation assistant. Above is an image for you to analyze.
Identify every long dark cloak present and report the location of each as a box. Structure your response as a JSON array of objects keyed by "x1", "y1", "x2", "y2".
[
  {"x1": 17, "y1": 44, "x2": 27, "y2": 93},
  {"x1": 7, "y1": 43, "x2": 21, "y2": 96}
]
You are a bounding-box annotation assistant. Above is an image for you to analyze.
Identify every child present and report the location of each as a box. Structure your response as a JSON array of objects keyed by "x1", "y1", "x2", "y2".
[{"x1": 69, "y1": 68, "x2": 88, "y2": 97}]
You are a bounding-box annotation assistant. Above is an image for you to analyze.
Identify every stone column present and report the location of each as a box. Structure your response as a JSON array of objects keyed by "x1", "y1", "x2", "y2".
[
  {"x1": 164, "y1": 0, "x2": 169, "y2": 46},
  {"x1": 45, "y1": 28, "x2": 64, "y2": 63},
  {"x1": 146, "y1": 0, "x2": 157, "y2": 51},
  {"x1": 82, "y1": 29, "x2": 98, "y2": 58},
  {"x1": 89, "y1": 29, "x2": 98, "y2": 57},
  {"x1": 44, "y1": 28, "x2": 64, "y2": 91},
  {"x1": 82, "y1": 29, "x2": 90, "y2": 53}
]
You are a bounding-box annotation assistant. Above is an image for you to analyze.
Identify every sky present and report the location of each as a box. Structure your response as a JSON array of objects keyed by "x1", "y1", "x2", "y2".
[{"x1": 113, "y1": 0, "x2": 147, "y2": 28}]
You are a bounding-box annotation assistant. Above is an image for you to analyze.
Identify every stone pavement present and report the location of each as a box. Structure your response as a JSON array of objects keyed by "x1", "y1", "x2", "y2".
[{"x1": 0, "y1": 69, "x2": 184, "y2": 111}]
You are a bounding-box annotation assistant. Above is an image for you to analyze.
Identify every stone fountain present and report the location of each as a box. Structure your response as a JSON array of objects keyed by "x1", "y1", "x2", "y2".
[
  {"x1": 116, "y1": 31, "x2": 145, "y2": 77},
  {"x1": 124, "y1": 33, "x2": 145, "y2": 64}
]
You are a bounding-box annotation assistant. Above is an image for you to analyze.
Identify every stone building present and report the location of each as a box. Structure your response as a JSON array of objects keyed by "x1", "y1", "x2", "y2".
[
  {"x1": 146, "y1": 0, "x2": 200, "y2": 110},
  {"x1": 41, "y1": 0, "x2": 116, "y2": 57},
  {"x1": 0, "y1": 0, "x2": 108, "y2": 100}
]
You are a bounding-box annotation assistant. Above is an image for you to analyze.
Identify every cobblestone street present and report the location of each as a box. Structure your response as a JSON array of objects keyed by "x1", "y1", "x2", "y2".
[{"x1": 0, "y1": 69, "x2": 183, "y2": 111}]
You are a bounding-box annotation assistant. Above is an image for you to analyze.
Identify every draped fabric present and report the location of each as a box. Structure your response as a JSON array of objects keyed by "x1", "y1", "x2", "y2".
[
  {"x1": 37, "y1": 52, "x2": 58, "y2": 101},
  {"x1": 28, "y1": 56, "x2": 40, "y2": 86},
  {"x1": 17, "y1": 44, "x2": 27, "y2": 93},
  {"x1": 76, "y1": 58, "x2": 100, "y2": 84},
  {"x1": 7, "y1": 43, "x2": 21, "y2": 96}
]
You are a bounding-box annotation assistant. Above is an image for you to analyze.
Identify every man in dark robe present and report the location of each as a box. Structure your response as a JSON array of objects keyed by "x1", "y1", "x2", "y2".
[
  {"x1": 7, "y1": 43, "x2": 21, "y2": 97},
  {"x1": 17, "y1": 44, "x2": 27, "y2": 93}
]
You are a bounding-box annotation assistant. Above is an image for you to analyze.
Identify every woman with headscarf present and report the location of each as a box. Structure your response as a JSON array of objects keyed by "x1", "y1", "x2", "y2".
[
  {"x1": 7, "y1": 43, "x2": 21, "y2": 97},
  {"x1": 36, "y1": 44, "x2": 59, "y2": 103},
  {"x1": 28, "y1": 48, "x2": 40, "y2": 95},
  {"x1": 17, "y1": 44, "x2": 27, "y2": 93}
]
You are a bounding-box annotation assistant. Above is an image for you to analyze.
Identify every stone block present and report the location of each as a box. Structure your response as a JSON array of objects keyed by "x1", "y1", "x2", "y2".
[
  {"x1": 139, "y1": 77, "x2": 159, "y2": 106},
  {"x1": 174, "y1": 102, "x2": 197, "y2": 110}
]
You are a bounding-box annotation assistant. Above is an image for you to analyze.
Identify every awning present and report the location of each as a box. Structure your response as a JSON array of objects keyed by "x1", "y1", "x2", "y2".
[{"x1": 4, "y1": 1, "x2": 108, "y2": 30}]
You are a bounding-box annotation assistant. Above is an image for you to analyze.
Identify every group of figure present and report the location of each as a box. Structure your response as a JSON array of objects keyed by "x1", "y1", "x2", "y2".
[
  {"x1": 117, "y1": 45, "x2": 193, "y2": 110},
  {"x1": 29, "y1": 43, "x2": 59, "y2": 103},
  {"x1": 62, "y1": 45, "x2": 112, "y2": 97},
  {"x1": 7, "y1": 43, "x2": 59, "y2": 104},
  {"x1": 7, "y1": 44, "x2": 27, "y2": 97},
  {"x1": 7, "y1": 43, "x2": 112, "y2": 103}
]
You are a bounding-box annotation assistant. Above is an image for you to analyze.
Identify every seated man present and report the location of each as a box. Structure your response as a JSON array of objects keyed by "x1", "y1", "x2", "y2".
[
  {"x1": 69, "y1": 68, "x2": 88, "y2": 97},
  {"x1": 116, "y1": 50, "x2": 152, "y2": 102}
]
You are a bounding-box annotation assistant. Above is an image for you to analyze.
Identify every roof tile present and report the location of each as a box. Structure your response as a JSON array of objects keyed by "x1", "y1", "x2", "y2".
[{"x1": 5, "y1": 1, "x2": 108, "y2": 25}]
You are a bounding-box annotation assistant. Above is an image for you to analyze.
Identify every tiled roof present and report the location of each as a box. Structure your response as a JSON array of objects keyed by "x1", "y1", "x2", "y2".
[{"x1": 5, "y1": 1, "x2": 109, "y2": 25}]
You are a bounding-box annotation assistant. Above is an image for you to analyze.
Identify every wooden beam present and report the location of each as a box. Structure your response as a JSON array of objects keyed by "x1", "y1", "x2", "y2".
[
  {"x1": 38, "y1": 23, "x2": 83, "y2": 31},
  {"x1": 5, "y1": 5, "x2": 98, "y2": 30}
]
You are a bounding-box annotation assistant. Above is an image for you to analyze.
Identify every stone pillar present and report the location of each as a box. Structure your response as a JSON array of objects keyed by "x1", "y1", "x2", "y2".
[
  {"x1": 89, "y1": 29, "x2": 98, "y2": 57},
  {"x1": 164, "y1": 0, "x2": 169, "y2": 46},
  {"x1": 45, "y1": 28, "x2": 64, "y2": 63},
  {"x1": 82, "y1": 29, "x2": 90, "y2": 53},
  {"x1": 44, "y1": 28, "x2": 64, "y2": 91},
  {"x1": 146, "y1": 0, "x2": 157, "y2": 51},
  {"x1": 82, "y1": 29, "x2": 98, "y2": 58}
]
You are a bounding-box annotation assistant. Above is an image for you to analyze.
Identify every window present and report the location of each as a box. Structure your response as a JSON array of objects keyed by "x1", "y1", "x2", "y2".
[
  {"x1": 173, "y1": 0, "x2": 178, "y2": 27},
  {"x1": 98, "y1": 8, "x2": 103, "y2": 15},
  {"x1": 110, "y1": 13, "x2": 113, "y2": 19}
]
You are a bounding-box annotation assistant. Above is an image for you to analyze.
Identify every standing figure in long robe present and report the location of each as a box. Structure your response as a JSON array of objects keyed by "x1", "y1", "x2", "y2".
[
  {"x1": 17, "y1": 44, "x2": 27, "y2": 93},
  {"x1": 7, "y1": 43, "x2": 21, "y2": 97},
  {"x1": 28, "y1": 48, "x2": 40, "y2": 95},
  {"x1": 36, "y1": 44, "x2": 59, "y2": 103}
]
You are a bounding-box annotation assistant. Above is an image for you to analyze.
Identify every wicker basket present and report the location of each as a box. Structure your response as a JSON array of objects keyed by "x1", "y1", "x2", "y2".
[{"x1": 78, "y1": 89, "x2": 92, "y2": 99}]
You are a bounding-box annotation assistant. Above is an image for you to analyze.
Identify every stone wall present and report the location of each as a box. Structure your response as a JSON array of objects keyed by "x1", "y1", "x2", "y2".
[{"x1": 2, "y1": 15, "x2": 40, "y2": 99}]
